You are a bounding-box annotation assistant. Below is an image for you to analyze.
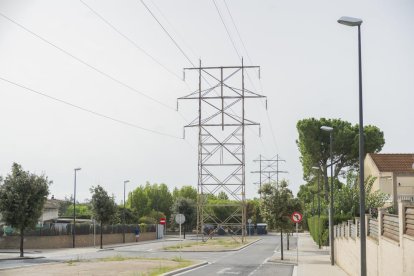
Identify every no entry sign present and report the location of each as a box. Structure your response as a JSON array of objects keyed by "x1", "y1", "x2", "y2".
[
  {"x1": 159, "y1": 218, "x2": 166, "y2": 225},
  {"x1": 291, "y1": 212, "x2": 303, "y2": 223}
]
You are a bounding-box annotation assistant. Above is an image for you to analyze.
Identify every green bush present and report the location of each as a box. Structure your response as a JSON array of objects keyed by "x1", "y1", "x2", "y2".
[{"x1": 308, "y1": 214, "x2": 352, "y2": 246}]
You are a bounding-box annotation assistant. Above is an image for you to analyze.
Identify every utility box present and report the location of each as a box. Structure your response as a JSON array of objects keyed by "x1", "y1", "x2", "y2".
[{"x1": 256, "y1": 223, "x2": 268, "y2": 235}]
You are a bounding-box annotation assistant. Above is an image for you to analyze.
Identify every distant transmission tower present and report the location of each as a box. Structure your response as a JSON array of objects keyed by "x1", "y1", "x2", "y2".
[
  {"x1": 178, "y1": 59, "x2": 265, "y2": 242},
  {"x1": 251, "y1": 154, "x2": 288, "y2": 196}
]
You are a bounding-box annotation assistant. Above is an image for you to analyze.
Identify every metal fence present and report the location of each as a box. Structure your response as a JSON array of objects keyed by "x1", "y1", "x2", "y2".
[
  {"x1": 0, "y1": 223, "x2": 156, "y2": 237},
  {"x1": 368, "y1": 218, "x2": 378, "y2": 239},
  {"x1": 405, "y1": 207, "x2": 414, "y2": 236},
  {"x1": 382, "y1": 214, "x2": 399, "y2": 242}
]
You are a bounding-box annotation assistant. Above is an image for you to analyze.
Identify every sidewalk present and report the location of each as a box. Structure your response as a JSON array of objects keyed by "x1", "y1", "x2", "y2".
[
  {"x1": 269, "y1": 232, "x2": 348, "y2": 276},
  {"x1": 0, "y1": 237, "x2": 168, "y2": 261}
]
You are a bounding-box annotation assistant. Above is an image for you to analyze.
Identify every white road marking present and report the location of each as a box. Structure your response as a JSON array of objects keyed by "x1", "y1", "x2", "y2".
[
  {"x1": 248, "y1": 257, "x2": 269, "y2": 276},
  {"x1": 217, "y1": 267, "x2": 241, "y2": 275}
]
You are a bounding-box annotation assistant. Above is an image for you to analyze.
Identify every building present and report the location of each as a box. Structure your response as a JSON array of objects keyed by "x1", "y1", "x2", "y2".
[{"x1": 364, "y1": 153, "x2": 414, "y2": 209}]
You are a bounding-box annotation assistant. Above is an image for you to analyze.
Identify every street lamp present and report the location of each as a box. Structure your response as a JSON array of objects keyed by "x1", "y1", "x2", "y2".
[
  {"x1": 123, "y1": 180, "x2": 130, "y2": 243},
  {"x1": 312, "y1": 166, "x2": 322, "y2": 249},
  {"x1": 338, "y1": 16, "x2": 366, "y2": 276},
  {"x1": 73, "y1": 167, "x2": 81, "y2": 248},
  {"x1": 321, "y1": 126, "x2": 334, "y2": 265}
]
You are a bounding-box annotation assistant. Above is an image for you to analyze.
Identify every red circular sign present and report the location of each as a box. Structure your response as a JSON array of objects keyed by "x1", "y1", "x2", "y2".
[
  {"x1": 291, "y1": 212, "x2": 303, "y2": 223},
  {"x1": 159, "y1": 218, "x2": 166, "y2": 225}
]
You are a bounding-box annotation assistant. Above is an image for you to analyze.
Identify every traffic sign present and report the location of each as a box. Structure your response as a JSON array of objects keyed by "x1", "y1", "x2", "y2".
[
  {"x1": 175, "y1": 214, "x2": 186, "y2": 225},
  {"x1": 159, "y1": 218, "x2": 166, "y2": 225},
  {"x1": 291, "y1": 212, "x2": 303, "y2": 223},
  {"x1": 248, "y1": 218, "x2": 252, "y2": 224}
]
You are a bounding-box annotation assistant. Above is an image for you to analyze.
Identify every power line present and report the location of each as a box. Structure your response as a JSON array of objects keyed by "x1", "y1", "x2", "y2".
[
  {"x1": 148, "y1": 0, "x2": 199, "y2": 60},
  {"x1": 217, "y1": 1, "x2": 278, "y2": 152},
  {"x1": 79, "y1": 0, "x2": 183, "y2": 81},
  {"x1": 212, "y1": 0, "x2": 241, "y2": 60},
  {"x1": 0, "y1": 76, "x2": 182, "y2": 139},
  {"x1": 139, "y1": 0, "x2": 195, "y2": 67},
  {"x1": 0, "y1": 11, "x2": 177, "y2": 112}
]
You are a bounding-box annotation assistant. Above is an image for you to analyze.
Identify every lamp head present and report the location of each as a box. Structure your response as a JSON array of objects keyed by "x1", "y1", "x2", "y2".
[
  {"x1": 124, "y1": 180, "x2": 130, "y2": 184},
  {"x1": 74, "y1": 168, "x2": 81, "y2": 171},
  {"x1": 320, "y1": 126, "x2": 334, "y2": 132},
  {"x1": 338, "y1": 16, "x2": 363, "y2": 27}
]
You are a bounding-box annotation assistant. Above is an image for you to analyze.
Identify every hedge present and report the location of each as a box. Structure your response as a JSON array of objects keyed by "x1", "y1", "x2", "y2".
[{"x1": 308, "y1": 214, "x2": 352, "y2": 245}]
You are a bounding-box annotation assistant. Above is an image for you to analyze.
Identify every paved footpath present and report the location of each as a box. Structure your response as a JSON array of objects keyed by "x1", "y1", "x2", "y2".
[{"x1": 270, "y1": 232, "x2": 348, "y2": 276}]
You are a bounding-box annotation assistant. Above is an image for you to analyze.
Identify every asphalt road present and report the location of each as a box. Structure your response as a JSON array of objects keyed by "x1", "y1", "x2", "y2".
[
  {"x1": 0, "y1": 234, "x2": 296, "y2": 276},
  {"x1": 179, "y1": 236, "x2": 294, "y2": 276}
]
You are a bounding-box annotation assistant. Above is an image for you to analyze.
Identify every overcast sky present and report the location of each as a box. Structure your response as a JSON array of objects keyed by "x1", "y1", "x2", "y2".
[{"x1": 0, "y1": 0, "x2": 413, "y2": 203}]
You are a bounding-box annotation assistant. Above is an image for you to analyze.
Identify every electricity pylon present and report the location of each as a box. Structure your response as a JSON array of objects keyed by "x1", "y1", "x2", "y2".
[
  {"x1": 178, "y1": 59, "x2": 265, "y2": 242},
  {"x1": 251, "y1": 154, "x2": 288, "y2": 197}
]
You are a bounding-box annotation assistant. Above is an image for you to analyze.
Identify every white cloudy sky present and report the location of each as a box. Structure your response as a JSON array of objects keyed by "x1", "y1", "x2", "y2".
[{"x1": 0, "y1": 0, "x2": 413, "y2": 203}]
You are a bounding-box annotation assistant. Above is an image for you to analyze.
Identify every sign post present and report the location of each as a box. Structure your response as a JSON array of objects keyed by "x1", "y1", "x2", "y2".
[
  {"x1": 175, "y1": 214, "x2": 186, "y2": 250},
  {"x1": 248, "y1": 218, "x2": 252, "y2": 236},
  {"x1": 291, "y1": 211, "x2": 303, "y2": 265}
]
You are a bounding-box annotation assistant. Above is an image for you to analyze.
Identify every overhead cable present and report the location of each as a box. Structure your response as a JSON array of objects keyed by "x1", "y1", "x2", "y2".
[
  {"x1": 79, "y1": 0, "x2": 183, "y2": 81},
  {"x1": 0, "y1": 12, "x2": 176, "y2": 112},
  {"x1": 0, "y1": 76, "x2": 182, "y2": 139}
]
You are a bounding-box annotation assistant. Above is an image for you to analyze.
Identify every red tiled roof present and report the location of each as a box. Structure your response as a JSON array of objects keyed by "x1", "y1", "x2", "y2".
[{"x1": 369, "y1": 153, "x2": 414, "y2": 173}]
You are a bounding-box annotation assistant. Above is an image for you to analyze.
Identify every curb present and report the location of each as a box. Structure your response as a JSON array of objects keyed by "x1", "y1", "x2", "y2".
[
  {"x1": 160, "y1": 261, "x2": 208, "y2": 276},
  {"x1": 0, "y1": 256, "x2": 45, "y2": 261},
  {"x1": 162, "y1": 238, "x2": 262, "y2": 253}
]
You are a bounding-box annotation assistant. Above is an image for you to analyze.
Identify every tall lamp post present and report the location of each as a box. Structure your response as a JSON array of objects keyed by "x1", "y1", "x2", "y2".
[
  {"x1": 321, "y1": 126, "x2": 334, "y2": 265},
  {"x1": 312, "y1": 166, "x2": 322, "y2": 249},
  {"x1": 73, "y1": 167, "x2": 81, "y2": 248},
  {"x1": 338, "y1": 16, "x2": 366, "y2": 276},
  {"x1": 123, "y1": 180, "x2": 130, "y2": 243}
]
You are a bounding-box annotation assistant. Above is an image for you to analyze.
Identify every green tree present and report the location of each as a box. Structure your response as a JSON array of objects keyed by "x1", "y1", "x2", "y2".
[
  {"x1": 0, "y1": 163, "x2": 50, "y2": 257},
  {"x1": 90, "y1": 185, "x2": 117, "y2": 249},
  {"x1": 171, "y1": 197, "x2": 196, "y2": 235},
  {"x1": 63, "y1": 203, "x2": 92, "y2": 219},
  {"x1": 172, "y1": 186, "x2": 197, "y2": 202},
  {"x1": 335, "y1": 171, "x2": 388, "y2": 216},
  {"x1": 217, "y1": 191, "x2": 229, "y2": 200},
  {"x1": 260, "y1": 180, "x2": 301, "y2": 260},
  {"x1": 246, "y1": 199, "x2": 263, "y2": 224},
  {"x1": 128, "y1": 182, "x2": 173, "y2": 220},
  {"x1": 296, "y1": 118, "x2": 385, "y2": 201}
]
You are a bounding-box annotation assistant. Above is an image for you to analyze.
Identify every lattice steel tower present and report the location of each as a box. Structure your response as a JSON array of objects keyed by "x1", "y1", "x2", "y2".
[{"x1": 178, "y1": 59, "x2": 265, "y2": 241}]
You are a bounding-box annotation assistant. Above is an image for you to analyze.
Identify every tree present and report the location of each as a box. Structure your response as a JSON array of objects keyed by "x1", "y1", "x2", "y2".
[
  {"x1": 0, "y1": 163, "x2": 50, "y2": 257},
  {"x1": 217, "y1": 191, "x2": 229, "y2": 200},
  {"x1": 246, "y1": 199, "x2": 263, "y2": 224},
  {"x1": 260, "y1": 180, "x2": 301, "y2": 260},
  {"x1": 63, "y1": 203, "x2": 92, "y2": 219},
  {"x1": 296, "y1": 118, "x2": 385, "y2": 201},
  {"x1": 172, "y1": 186, "x2": 197, "y2": 202},
  {"x1": 128, "y1": 182, "x2": 173, "y2": 220},
  {"x1": 90, "y1": 185, "x2": 117, "y2": 249},
  {"x1": 171, "y1": 197, "x2": 196, "y2": 236},
  {"x1": 334, "y1": 171, "x2": 388, "y2": 216}
]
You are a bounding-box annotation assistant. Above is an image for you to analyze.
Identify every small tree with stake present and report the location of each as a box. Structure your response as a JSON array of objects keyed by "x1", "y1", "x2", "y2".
[
  {"x1": 90, "y1": 185, "x2": 117, "y2": 249},
  {"x1": 0, "y1": 163, "x2": 50, "y2": 257},
  {"x1": 260, "y1": 180, "x2": 301, "y2": 260}
]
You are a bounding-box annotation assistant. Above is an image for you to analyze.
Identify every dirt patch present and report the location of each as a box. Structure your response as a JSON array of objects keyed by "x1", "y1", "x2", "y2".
[
  {"x1": 164, "y1": 237, "x2": 259, "y2": 252},
  {"x1": 1, "y1": 257, "x2": 193, "y2": 276}
]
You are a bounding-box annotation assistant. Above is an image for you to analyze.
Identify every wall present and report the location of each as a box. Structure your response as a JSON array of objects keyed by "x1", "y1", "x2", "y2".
[
  {"x1": 0, "y1": 232, "x2": 156, "y2": 249},
  {"x1": 334, "y1": 202, "x2": 414, "y2": 276}
]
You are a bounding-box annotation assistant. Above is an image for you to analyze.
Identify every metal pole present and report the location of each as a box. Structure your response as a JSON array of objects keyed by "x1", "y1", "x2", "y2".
[
  {"x1": 358, "y1": 24, "x2": 367, "y2": 276},
  {"x1": 296, "y1": 222, "x2": 299, "y2": 265},
  {"x1": 123, "y1": 181, "x2": 126, "y2": 243},
  {"x1": 329, "y1": 132, "x2": 334, "y2": 265},
  {"x1": 317, "y1": 171, "x2": 321, "y2": 249},
  {"x1": 259, "y1": 154, "x2": 262, "y2": 198},
  {"x1": 73, "y1": 170, "x2": 76, "y2": 248}
]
